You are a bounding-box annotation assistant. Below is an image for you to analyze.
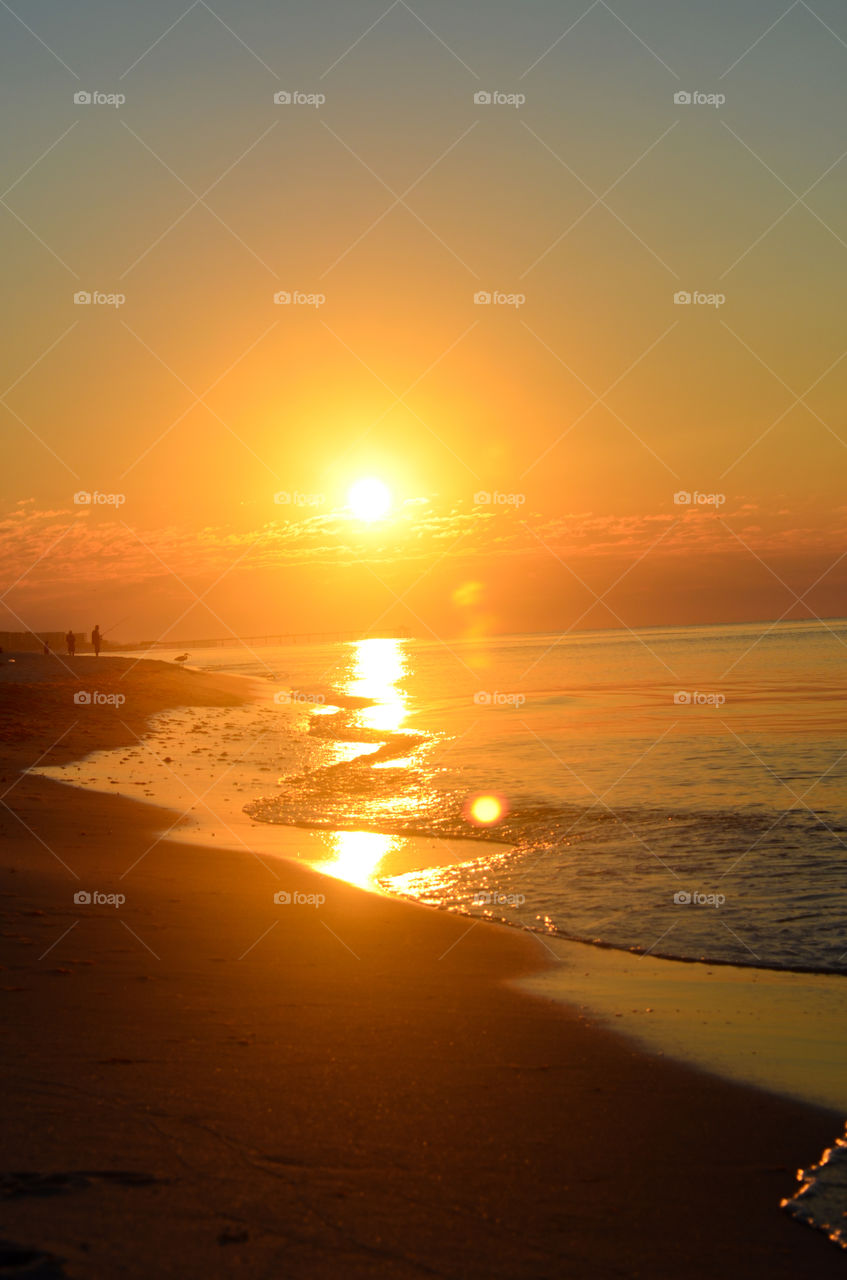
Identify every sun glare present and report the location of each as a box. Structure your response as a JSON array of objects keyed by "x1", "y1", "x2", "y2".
[
  {"x1": 312, "y1": 830, "x2": 397, "y2": 889},
  {"x1": 348, "y1": 476, "x2": 392, "y2": 523},
  {"x1": 465, "y1": 793, "x2": 508, "y2": 827}
]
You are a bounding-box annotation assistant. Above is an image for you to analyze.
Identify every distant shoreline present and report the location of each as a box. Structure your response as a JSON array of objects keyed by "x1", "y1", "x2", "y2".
[{"x1": 4, "y1": 613, "x2": 846, "y2": 657}]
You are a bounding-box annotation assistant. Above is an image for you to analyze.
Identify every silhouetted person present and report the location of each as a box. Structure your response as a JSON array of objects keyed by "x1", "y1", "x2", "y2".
[
  {"x1": 43, "y1": 641, "x2": 49, "y2": 656},
  {"x1": 92, "y1": 625, "x2": 101, "y2": 658},
  {"x1": 65, "y1": 629, "x2": 75, "y2": 657}
]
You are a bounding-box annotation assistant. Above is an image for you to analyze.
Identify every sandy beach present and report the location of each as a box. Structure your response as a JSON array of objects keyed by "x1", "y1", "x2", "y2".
[
  {"x1": 6, "y1": 0, "x2": 843, "y2": 1269},
  {"x1": 0, "y1": 654, "x2": 845, "y2": 1278}
]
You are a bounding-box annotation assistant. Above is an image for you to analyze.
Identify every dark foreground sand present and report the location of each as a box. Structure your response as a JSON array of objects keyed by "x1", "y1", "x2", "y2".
[{"x1": 0, "y1": 655, "x2": 844, "y2": 1278}]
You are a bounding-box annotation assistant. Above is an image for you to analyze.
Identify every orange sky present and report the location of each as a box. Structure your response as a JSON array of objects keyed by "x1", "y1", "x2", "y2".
[{"x1": 2, "y1": 0, "x2": 846, "y2": 642}]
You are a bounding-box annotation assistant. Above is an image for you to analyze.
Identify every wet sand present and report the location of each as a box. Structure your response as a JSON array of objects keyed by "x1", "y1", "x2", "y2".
[
  {"x1": 0, "y1": 653, "x2": 844, "y2": 1277},
  {"x1": 521, "y1": 937, "x2": 847, "y2": 1114}
]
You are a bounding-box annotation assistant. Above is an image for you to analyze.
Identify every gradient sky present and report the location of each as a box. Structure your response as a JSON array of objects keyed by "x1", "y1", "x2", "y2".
[{"x1": 2, "y1": 0, "x2": 846, "y2": 643}]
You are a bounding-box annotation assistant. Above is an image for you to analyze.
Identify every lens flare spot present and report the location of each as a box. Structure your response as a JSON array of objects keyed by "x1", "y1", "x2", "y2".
[{"x1": 465, "y1": 793, "x2": 508, "y2": 826}]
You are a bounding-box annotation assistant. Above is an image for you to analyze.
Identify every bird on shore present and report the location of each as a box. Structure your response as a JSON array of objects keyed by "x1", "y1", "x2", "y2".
[{"x1": 174, "y1": 653, "x2": 190, "y2": 663}]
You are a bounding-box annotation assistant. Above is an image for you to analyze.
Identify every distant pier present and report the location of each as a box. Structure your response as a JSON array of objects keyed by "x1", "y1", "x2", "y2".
[{"x1": 125, "y1": 627, "x2": 413, "y2": 651}]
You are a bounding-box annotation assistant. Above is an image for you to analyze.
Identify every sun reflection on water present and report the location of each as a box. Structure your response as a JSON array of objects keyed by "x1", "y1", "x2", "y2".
[
  {"x1": 311, "y1": 829, "x2": 397, "y2": 888},
  {"x1": 347, "y1": 637, "x2": 409, "y2": 733},
  {"x1": 308, "y1": 638, "x2": 412, "y2": 886}
]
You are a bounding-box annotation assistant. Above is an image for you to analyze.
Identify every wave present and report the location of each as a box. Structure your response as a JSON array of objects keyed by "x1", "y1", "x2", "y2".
[
  {"x1": 244, "y1": 688, "x2": 847, "y2": 976},
  {"x1": 782, "y1": 1128, "x2": 847, "y2": 1249}
]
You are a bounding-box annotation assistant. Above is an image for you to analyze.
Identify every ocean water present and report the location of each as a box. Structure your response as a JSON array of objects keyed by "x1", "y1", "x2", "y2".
[
  {"x1": 171, "y1": 618, "x2": 847, "y2": 975},
  {"x1": 32, "y1": 621, "x2": 847, "y2": 1248}
]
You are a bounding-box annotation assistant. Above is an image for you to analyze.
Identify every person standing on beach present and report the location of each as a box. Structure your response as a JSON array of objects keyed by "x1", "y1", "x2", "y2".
[
  {"x1": 65, "y1": 630, "x2": 75, "y2": 657},
  {"x1": 92, "y1": 625, "x2": 101, "y2": 657}
]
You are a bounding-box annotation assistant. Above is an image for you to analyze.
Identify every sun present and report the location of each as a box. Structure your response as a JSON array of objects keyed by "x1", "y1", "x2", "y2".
[{"x1": 348, "y1": 476, "x2": 392, "y2": 523}]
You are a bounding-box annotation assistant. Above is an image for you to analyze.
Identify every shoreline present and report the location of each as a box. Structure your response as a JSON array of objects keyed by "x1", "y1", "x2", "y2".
[
  {"x1": 2, "y1": 655, "x2": 846, "y2": 1273},
  {"x1": 28, "y1": 657, "x2": 847, "y2": 1116},
  {"x1": 24, "y1": 653, "x2": 847, "y2": 1110}
]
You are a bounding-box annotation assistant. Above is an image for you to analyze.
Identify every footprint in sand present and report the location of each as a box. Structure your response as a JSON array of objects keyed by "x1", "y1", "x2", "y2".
[
  {"x1": 0, "y1": 1239, "x2": 67, "y2": 1277},
  {"x1": 0, "y1": 1171, "x2": 168, "y2": 1199}
]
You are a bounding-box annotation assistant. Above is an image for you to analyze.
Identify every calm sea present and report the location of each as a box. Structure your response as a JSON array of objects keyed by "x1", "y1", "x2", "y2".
[{"x1": 176, "y1": 618, "x2": 847, "y2": 975}]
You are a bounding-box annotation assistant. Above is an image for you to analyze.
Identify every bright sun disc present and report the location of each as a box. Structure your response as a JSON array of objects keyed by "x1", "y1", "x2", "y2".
[
  {"x1": 348, "y1": 477, "x2": 392, "y2": 523},
  {"x1": 465, "y1": 793, "x2": 507, "y2": 826}
]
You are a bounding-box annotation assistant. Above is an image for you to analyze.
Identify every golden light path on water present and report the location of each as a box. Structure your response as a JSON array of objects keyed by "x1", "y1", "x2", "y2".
[
  {"x1": 311, "y1": 829, "x2": 399, "y2": 889},
  {"x1": 306, "y1": 637, "x2": 508, "y2": 891},
  {"x1": 310, "y1": 637, "x2": 409, "y2": 887},
  {"x1": 347, "y1": 636, "x2": 408, "y2": 734}
]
